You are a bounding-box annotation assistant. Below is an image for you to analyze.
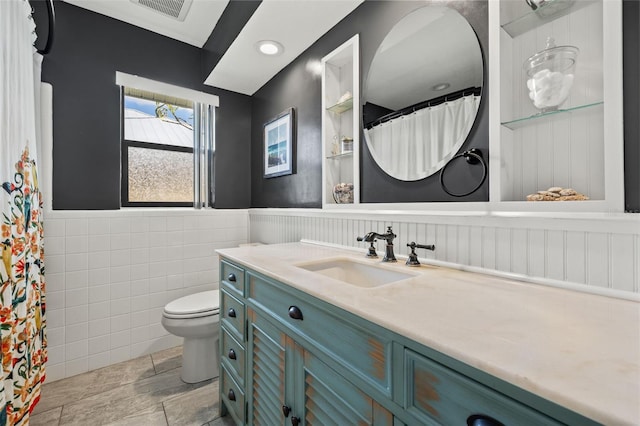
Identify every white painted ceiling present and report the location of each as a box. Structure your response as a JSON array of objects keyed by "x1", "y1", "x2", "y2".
[
  {"x1": 63, "y1": 0, "x2": 229, "y2": 47},
  {"x1": 204, "y1": 0, "x2": 364, "y2": 95},
  {"x1": 63, "y1": 0, "x2": 364, "y2": 95}
]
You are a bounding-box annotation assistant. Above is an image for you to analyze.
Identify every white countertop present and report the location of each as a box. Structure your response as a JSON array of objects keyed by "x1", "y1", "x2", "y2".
[{"x1": 217, "y1": 242, "x2": 640, "y2": 425}]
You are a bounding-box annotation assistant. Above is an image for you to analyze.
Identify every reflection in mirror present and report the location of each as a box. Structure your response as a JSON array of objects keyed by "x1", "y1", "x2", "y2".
[{"x1": 363, "y1": 6, "x2": 483, "y2": 181}]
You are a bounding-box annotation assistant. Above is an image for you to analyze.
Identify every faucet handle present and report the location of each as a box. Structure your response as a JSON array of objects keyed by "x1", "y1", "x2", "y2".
[
  {"x1": 356, "y1": 236, "x2": 365, "y2": 242},
  {"x1": 406, "y1": 242, "x2": 435, "y2": 266},
  {"x1": 414, "y1": 243, "x2": 435, "y2": 251}
]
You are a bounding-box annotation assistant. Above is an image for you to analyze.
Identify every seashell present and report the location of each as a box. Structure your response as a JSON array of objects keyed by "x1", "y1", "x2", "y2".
[
  {"x1": 538, "y1": 190, "x2": 560, "y2": 197},
  {"x1": 559, "y1": 188, "x2": 577, "y2": 196},
  {"x1": 548, "y1": 186, "x2": 563, "y2": 193},
  {"x1": 527, "y1": 194, "x2": 545, "y2": 201},
  {"x1": 557, "y1": 194, "x2": 589, "y2": 201}
]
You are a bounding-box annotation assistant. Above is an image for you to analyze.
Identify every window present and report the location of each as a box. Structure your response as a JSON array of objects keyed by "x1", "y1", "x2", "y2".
[
  {"x1": 122, "y1": 89, "x2": 195, "y2": 206},
  {"x1": 119, "y1": 82, "x2": 216, "y2": 208}
]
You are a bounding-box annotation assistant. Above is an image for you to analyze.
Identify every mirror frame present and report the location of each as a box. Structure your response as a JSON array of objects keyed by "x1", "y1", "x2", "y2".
[
  {"x1": 362, "y1": 5, "x2": 484, "y2": 182},
  {"x1": 359, "y1": 0, "x2": 489, "y2": 204}
]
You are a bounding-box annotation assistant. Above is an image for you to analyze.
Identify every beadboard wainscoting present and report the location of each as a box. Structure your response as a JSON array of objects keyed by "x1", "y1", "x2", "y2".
[
  {"x1": 43, "y1": 209, "x2": 249, "y2": 382},
  {"x1": 249, "y1": 209, "x2": 640, "y2": 298}
]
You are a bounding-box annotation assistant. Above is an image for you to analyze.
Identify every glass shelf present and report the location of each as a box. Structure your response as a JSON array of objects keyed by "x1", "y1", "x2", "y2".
[
  {"x1": 501, "y1": 0, "x2": 598, "y2": 38},
  {"x1": 326, "y1": 97, "x2": 353, "y2": 114},
  {"x1": 326, "y1": 151, "x2": 353, "y2": 160},
  {"x1": 501, "y1": 101, "x2": 603, "y2": 130}
]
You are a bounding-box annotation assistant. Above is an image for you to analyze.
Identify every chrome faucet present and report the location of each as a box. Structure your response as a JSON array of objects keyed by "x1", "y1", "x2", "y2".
[{"x1": 357, "y1": 226, "x2": 397, "y2": 262}]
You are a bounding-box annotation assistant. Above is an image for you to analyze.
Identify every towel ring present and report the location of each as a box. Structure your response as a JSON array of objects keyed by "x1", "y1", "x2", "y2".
[{"x1": 439, "y1": 148, "x2": 487, "y2": 197}]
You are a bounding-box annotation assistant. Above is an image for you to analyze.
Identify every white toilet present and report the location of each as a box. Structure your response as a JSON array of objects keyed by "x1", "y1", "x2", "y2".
[{"x1": 161, "y1": 290, "x2": 220, "y2": 383}]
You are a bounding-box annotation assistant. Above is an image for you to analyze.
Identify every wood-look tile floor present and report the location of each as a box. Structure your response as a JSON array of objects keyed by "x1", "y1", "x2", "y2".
[{"x1": 30, "y1": 346, "x2": 236, "y2": 426}]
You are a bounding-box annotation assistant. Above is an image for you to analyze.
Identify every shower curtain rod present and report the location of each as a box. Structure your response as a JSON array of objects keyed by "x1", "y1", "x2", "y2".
[{"x1": 365, "y1": 86, "x2": 482, "y2": 130}]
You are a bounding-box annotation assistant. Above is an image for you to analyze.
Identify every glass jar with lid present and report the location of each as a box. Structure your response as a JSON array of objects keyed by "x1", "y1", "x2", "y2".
[{"x1": 524, "y1": 37, "x2": 579, "y2": 112}]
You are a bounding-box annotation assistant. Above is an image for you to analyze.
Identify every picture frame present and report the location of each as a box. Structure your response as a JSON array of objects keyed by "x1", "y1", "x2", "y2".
[{"x1": 264, "y1": 108, "x2": 295, "y2": 178}]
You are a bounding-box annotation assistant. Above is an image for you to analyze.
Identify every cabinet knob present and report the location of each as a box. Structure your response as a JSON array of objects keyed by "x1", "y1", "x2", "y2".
[
  {"x1": 467, "y1": 415, "x2": 504, "y2": 426},
  {"x1": 228, "y1": 389, "x2": 236, "y2": 401},
  {"x1": 227, "y1": 308, "x2": 236, "y2": 318},
  {"x1": 228, "y1": 348, "x2": 236, "y2": 360},
  {"x1": 291, "y1": 416, "x2": 300, "y2": 426},
  {"x1": 288, "y1": 306, "x2": 303, "y2": 320},
  {"x1": 282, "y1": 405, "x2": 291, "y2": 418},
  {"x1": 227, "y1": 273, "x2": 236, "y2": 282}
]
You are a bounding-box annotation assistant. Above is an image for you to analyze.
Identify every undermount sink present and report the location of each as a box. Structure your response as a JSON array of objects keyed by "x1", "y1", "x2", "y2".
[{"x1": 296, "y1": 258, "x2": 417, "y2": 288}]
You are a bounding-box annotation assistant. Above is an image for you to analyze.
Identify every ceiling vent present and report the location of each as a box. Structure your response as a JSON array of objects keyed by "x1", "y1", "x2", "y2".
[{"x1": 130, "y1": 0, "x2": 193, "y2": 22}]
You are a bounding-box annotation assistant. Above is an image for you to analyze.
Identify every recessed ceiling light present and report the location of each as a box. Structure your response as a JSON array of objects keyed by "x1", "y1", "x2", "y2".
[
  {"x1": 256, "y1": 40, "x2": 284, "y2": 56},
  {"x1": 432, "y1": 83, "x2": 450, "y2": 91}
]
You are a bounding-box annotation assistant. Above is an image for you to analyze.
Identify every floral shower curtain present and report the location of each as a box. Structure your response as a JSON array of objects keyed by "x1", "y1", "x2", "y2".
[{"x1": 0, "y1": 1, "x2": 48, "y2": 424}]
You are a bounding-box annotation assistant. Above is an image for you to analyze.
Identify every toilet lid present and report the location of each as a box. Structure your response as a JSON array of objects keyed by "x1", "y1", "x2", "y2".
[{"x1": 164, "y1": 290, "x2": 220, "y2": 317}]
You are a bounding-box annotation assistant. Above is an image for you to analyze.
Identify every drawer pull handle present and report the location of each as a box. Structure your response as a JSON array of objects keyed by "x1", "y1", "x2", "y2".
[
  {"x1": 228, "y1": 308, "x2": 236, "y2": 318},
  {"x1": 227, "y1": 273, "x2": 236, "y2": 282},
  {"x1": 467, "y1": 415, "x2": 504, "y2": 426},
  {"x1": 228, "y1": 349, "x2": 236, "y2": 360},
  {"x1": 282, "y1": 405, "x2": 291, "y2": 418},
  {"x1": 288, "y1": 306, "x2": 303, "y2": 320},
  {"x1": 228, "y1": 389, "x2": 236, "y2": 401},
  {"x1": 291, "y1": 416, "x2": 300, "y2": 426}
]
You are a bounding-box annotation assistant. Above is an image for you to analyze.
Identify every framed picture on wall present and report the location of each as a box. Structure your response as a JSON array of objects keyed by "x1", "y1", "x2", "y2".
[{"x1": 264, "y1": 108, "x2": 295, "y2": 178}]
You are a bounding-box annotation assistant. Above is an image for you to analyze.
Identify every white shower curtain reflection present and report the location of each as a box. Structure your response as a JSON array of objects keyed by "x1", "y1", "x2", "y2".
[{"x1": 366, "y1": 95, "x2": 480, "y2": 181}]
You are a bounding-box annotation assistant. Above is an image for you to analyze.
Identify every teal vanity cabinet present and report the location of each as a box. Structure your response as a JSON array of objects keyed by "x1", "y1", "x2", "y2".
[
  {"x1": 247, "y1": 309, "x2": 393, "y2": 425},
  {"x1": 219, "y1": 258, "x2": 597, "y2": 426},
  {"x1": 219, "y1": 260, "x2": 247, "y2": 424},
  {"x1": 245, "y1": 270, "x2": 396, "y2": 425},
  {"x1": 403, "y1": 350, "x2": 562, "y2": 425}
]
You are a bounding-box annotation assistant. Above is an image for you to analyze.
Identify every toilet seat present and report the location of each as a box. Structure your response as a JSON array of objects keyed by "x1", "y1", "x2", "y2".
[{"x1": 163, "y1": 290, "x2": 220, "y2": 319}]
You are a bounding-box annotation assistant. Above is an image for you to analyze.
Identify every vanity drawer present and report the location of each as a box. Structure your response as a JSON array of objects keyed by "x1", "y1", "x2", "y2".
[
  {"x1": 221, "y1": 327, "x2": 245, "y2": 384},
  {"x1": 221, "y1": 365, "x2": 245, "y2": 425},
  {"x1": 221, "y1": 260, "x2": 244, "y2": 297},
  {"x1": 221, "y1": 290, "x2": 245, "y2": 342},
  {"x1": 247, "y1": 272, "x2": 392, "y2": 397},
  {"x1": 405, "y1": 350, "x2": 560, "y2": 426}
]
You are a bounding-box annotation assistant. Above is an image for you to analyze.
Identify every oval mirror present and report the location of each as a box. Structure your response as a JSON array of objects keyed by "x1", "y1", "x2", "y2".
[{"x1": 363, "y1": 6, "x2": 483, "y2": 181}]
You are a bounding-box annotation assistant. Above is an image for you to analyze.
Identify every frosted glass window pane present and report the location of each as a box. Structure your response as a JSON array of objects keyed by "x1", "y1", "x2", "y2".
[{"x1": 128, "y1": 147, "x2": 193, "y2": 203}]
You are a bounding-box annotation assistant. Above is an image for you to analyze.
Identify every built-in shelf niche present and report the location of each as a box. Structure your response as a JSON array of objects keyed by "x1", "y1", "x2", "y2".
[
  {"x1": 321, "y1": 34, "x2": 360, "y2": 208},
  {"x1": 491, "y1": 0, "x2": 624, "y2": 212}
]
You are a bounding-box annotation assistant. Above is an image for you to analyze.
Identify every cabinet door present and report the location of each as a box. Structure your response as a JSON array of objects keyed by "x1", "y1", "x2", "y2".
[
  {"x1": 301, "y1": 349, "x2": 393, "y2": 426},
  {"x1": 247, "y1": 308, "x2": 295, "y2": 426}
]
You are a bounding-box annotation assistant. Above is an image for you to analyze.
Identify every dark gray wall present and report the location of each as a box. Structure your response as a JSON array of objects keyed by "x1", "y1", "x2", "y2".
[
  {"x1": 42, "y1": 1, "x2": 251, "y2": 209},
  {"x1": 623, "y1": 0, "x2": 640, "y2": 213},
  {"x1": 250, "y1": 1, "x2": 489, "y2": 207},
  {"x1": 41, "y1": 0, "x2": 638, "y2": 211}
]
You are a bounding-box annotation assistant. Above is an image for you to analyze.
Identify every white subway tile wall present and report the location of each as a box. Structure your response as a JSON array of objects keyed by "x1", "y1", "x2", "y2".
[
  {"x1": 43, "y1": 209, "x2": 249, "y2": 382},
  {"x1": 249, "y1": 209, "x2": 640, "y2": 295}
]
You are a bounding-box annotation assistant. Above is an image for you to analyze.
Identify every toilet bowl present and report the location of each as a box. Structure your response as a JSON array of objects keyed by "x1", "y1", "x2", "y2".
[{"x1": 161, "y1": 290, "x2": 220, "y2": 383}]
